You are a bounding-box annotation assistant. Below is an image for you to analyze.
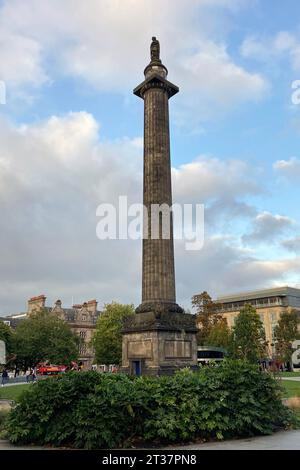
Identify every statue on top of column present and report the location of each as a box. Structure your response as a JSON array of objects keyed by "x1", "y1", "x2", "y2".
[{"x1": 150, "y1": 36, "x2": 160, "y2": 62}]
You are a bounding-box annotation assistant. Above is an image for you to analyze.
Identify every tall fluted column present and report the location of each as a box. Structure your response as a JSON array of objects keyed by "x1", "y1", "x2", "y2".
[{"x1": 134, "y1": 37, "x2": 182, "y2": 314}]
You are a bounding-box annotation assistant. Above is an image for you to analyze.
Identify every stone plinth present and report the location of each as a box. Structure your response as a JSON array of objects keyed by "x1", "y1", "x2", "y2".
[{"x1": 121, "y1": 311, "x2": 198, "y2": 375}]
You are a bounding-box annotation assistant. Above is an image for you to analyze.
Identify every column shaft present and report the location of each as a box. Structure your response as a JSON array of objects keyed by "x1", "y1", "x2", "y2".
[{"x1": 142, "y1": 87, "x2": 176, "y2": 304}]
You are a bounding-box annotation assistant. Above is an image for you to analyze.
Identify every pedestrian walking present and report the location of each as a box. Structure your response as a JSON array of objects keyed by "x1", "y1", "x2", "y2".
[
  {"x1": 1, "y1": 369, "x2": 8, "y2": 386},
  {"x1": 25, "y1": 369, "x2": 31, "y2": 383},
  {"x1": 31, "y1": 368, "x2": 36, "y2": 382}
]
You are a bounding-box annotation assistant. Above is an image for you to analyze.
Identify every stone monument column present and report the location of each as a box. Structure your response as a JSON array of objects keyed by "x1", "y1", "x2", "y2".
[
  {"x1": 135, "y1": 37, "x2": 182, "y2": 315},
  {"x1": 121, "y1": 38, "x2": 197, "y2": 376}
]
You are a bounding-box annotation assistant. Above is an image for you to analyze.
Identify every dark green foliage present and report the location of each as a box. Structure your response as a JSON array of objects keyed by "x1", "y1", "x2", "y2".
[
  {"x1": 7, "y1": 371, "x2": 102, "y2": 446},
  {"x1": 0, "y1": 320, "x2": 14, "y2": 357},
  {"x1": 275, "y1": 310, "x2": 300, "y2": 363},
  {"x1": 93, "y1": 302, "x2": 135, "y2": 365},
  {"x1": 0, "y1": 410, "x2": 9, "y2": 439},
  {"x1": 14, "y1": 309, "x2": 80, "y2": 368},
  {"x1": 232, "y1": 304, "x2": 267, "y2": 362},
  {"x1": 192, "y1": 291, "x2": 224, "y2": 346},
  {"x1": 7, "y1": 361, "x2": 292, "y2": 449}
]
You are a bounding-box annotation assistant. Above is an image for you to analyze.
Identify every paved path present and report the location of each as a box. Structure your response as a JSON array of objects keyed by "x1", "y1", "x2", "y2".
[
  {"x1": 1, "y1": 430, "x2": 300, "y2": 450},
  {"x1": 1, "y1": 381, "x2": 31, "y2": 387},
  {"x1": 281, "y1": 377, "x2": 300, "y2": 382},
  {"x1": 167, "y1": 430, "x2": 300, "y2": 450},
  {"x1": 0, "y1": 440, "x2": 50, "y2": 450}
]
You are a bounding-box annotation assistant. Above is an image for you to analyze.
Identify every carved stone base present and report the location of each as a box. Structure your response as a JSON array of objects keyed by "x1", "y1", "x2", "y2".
[
  {"x1": 121, "y1": 313, "x2": 198, "y2": 376},
  {"x1": 122, "y1": 310, "x2": 198, "y2": 334},
  {"x1": 135, "y1": 301, "x2": 184, "y2": 315}
]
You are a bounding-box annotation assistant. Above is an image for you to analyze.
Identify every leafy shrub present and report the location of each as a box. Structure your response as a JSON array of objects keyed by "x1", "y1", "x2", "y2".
[
  {"x1": 0, "y1": 409, "x2": 9, "y2": 438},
  {"x1": 7, "y1": 371, "x2": 103, "y2": 446},
  {"x1": 7, "y1": 361, "x2": 293, "y2": 449}
]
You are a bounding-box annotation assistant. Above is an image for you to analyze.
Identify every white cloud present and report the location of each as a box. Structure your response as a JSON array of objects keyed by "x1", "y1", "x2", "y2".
[
  {"x1": 0, "y1": 0, "x2": 268, "y2": 121},
  {"x1": 0, "y1": 28, "x2": 47, "y2": 87},
  {"x1": 172, "y1": 156, "x2": 259, "y2": 203},
  {"x1": 242, "y1": 212, "x2": 294, "y2": 245},
  {"x1": 282, "y1": 237, "x2": 300, "y2": 254},
  {"x1": 0, "y1": 111, "x2": 299, "y2": 313},
  {"x1": 0, "y1": 112, "x2": 144, "y2": 313},
  {"x1": 176, "y1": 236, "x2": 300, "y2": 307},
  {"x1": 273, "y1": 157, "x2": 300, "y2": 179},
  {"x1": 241, "y1": 32, "x2": 295, "y2": 60},
  {"x1": 240, "y1": 31, "x2": 300, "y2": 71}
]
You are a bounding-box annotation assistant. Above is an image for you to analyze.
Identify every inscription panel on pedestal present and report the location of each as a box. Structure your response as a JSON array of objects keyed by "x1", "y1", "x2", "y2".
[
  {"x1": 127, "y1": 339, "x2": 153, "y2": 359},
  {"x1": 164, "y1": 340, "x2": 191, "y2": 359}
]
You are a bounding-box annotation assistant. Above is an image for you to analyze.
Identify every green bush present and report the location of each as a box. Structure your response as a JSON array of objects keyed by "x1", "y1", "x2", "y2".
[
  {"x1": 0, "y1": 409, "x2": 9, "y2": 439},
  {"x1": 7, "y1": 361, "x2": 293, "y2": 449}
]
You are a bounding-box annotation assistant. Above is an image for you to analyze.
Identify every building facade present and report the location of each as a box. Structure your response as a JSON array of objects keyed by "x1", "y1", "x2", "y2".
[
  {"x1": 2, "y1": 295, "x2": 101, "y2": 369},
  {"x1": 217, "y1": 286, "x2": 300, "y2": 358}
]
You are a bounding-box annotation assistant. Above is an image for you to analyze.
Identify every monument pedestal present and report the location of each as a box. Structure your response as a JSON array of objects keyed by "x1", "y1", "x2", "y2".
[{"x1": 121, "y1": 309, "x2": 198, "y2": 376}]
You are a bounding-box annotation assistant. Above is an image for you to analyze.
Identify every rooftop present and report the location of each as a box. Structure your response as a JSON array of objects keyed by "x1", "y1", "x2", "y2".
[{"x1": 217, "y1": 286, "x2": 300, "y2": 303}]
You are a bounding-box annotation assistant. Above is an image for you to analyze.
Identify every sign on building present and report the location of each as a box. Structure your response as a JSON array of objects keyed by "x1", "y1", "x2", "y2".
[{"x1": 0, "y1": 340, "x2": 5, "y2": 364}]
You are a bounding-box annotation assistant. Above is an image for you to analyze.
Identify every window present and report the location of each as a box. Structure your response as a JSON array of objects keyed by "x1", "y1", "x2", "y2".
[
  {"x1": 271, "y1": 312, "x2": 277, "y2": 323},
  {"x1": 79, "y1": 331, "x2": 86, "y2": 339},
  {"x1": 271, "y1": 325, "x2": 277, "y2": 341}
]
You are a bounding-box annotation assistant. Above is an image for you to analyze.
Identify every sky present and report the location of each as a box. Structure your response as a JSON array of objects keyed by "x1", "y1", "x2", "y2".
[{"x1": 0, "y1": 0, "x2": 300, "y2": 314}]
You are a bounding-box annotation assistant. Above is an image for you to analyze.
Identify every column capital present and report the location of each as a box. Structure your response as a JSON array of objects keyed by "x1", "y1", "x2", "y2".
[{"x1": 133, "y1": 73, "x2": 179, "y2": 100}]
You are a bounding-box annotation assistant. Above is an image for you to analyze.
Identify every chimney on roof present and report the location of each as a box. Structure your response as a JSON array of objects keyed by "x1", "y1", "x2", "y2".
[
  {"x1": 72, "y1": 304, "x2": 82, "y2": 309},
  {"x1": 28, "y1": 295, "x2": 46, "y2": 315},
  {"x1": 87, "y1": 299, "x2": 98, "y2": 313}
]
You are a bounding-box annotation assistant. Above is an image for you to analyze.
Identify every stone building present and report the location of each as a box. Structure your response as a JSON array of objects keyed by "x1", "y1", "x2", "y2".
[
  {"x1": 217, "y1": 286, "x2": 300, "y2": 358},
  {"x1": 2, "y1": 295, "x2": 101, "y2": 369}
]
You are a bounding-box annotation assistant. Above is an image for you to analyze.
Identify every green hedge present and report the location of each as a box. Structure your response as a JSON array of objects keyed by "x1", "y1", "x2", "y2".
[{"x1": 7, "y1": 360, "x2": 292, "y2": 448}]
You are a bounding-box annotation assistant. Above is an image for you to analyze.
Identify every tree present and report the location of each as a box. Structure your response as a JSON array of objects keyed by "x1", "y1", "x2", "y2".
[
  {"x1": 14, "y1": 309, "x2": 80, "y2": 369},
  {"x1": 206, "y1": 319, "x2": 233, "y2": 349},
  {"x1": 0, "y1": 320, "x2": 14, "y2": 358},
  {"x1": 192, "y1": 291, "x2": 223, "y2": 345},
  {"x1": 92, "y1": 302, "x2": 135, "y2": 365},
  {"x1": 232, "y1": 304, "x2": 267, "y2": 362},
  {"x1": 274, "y1": 310, "x2": 300, "y2": 367}
]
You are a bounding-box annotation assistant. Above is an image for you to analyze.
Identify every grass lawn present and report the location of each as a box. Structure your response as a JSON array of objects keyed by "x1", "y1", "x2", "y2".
[
  {"x1": 279, "y1": 372, "x2": 300, "y2": 377},
  {"x1": 281, "y1": 380, "x2": 300, "y2": 398},
  {"x1": 0, "y1": 384, "x2": 30, "y2": 402}
]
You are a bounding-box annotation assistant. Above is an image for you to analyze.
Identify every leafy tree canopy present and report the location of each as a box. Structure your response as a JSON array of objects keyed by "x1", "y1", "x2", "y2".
[
  {"x1": 0, "y1": 320, "x2": 14, "y2": 357},
  {"x1": 206, "y1": 319, "x2": 233, "y2": 350},
  {"x1": 274, "y1": 310, "x2": 300, "y2": 363},
  {"x1": 14, "y1": 309, "x2": 80, "y2": 369},
  {"x1": 192, "y1": 291, "x2": 223, "y2": 346},
  {"x1": 232, "y1": 304, "x2": 267, "y2": 363},
  {"x1": 92, "y1": 302, "x2": 135, "y2": 365}
]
